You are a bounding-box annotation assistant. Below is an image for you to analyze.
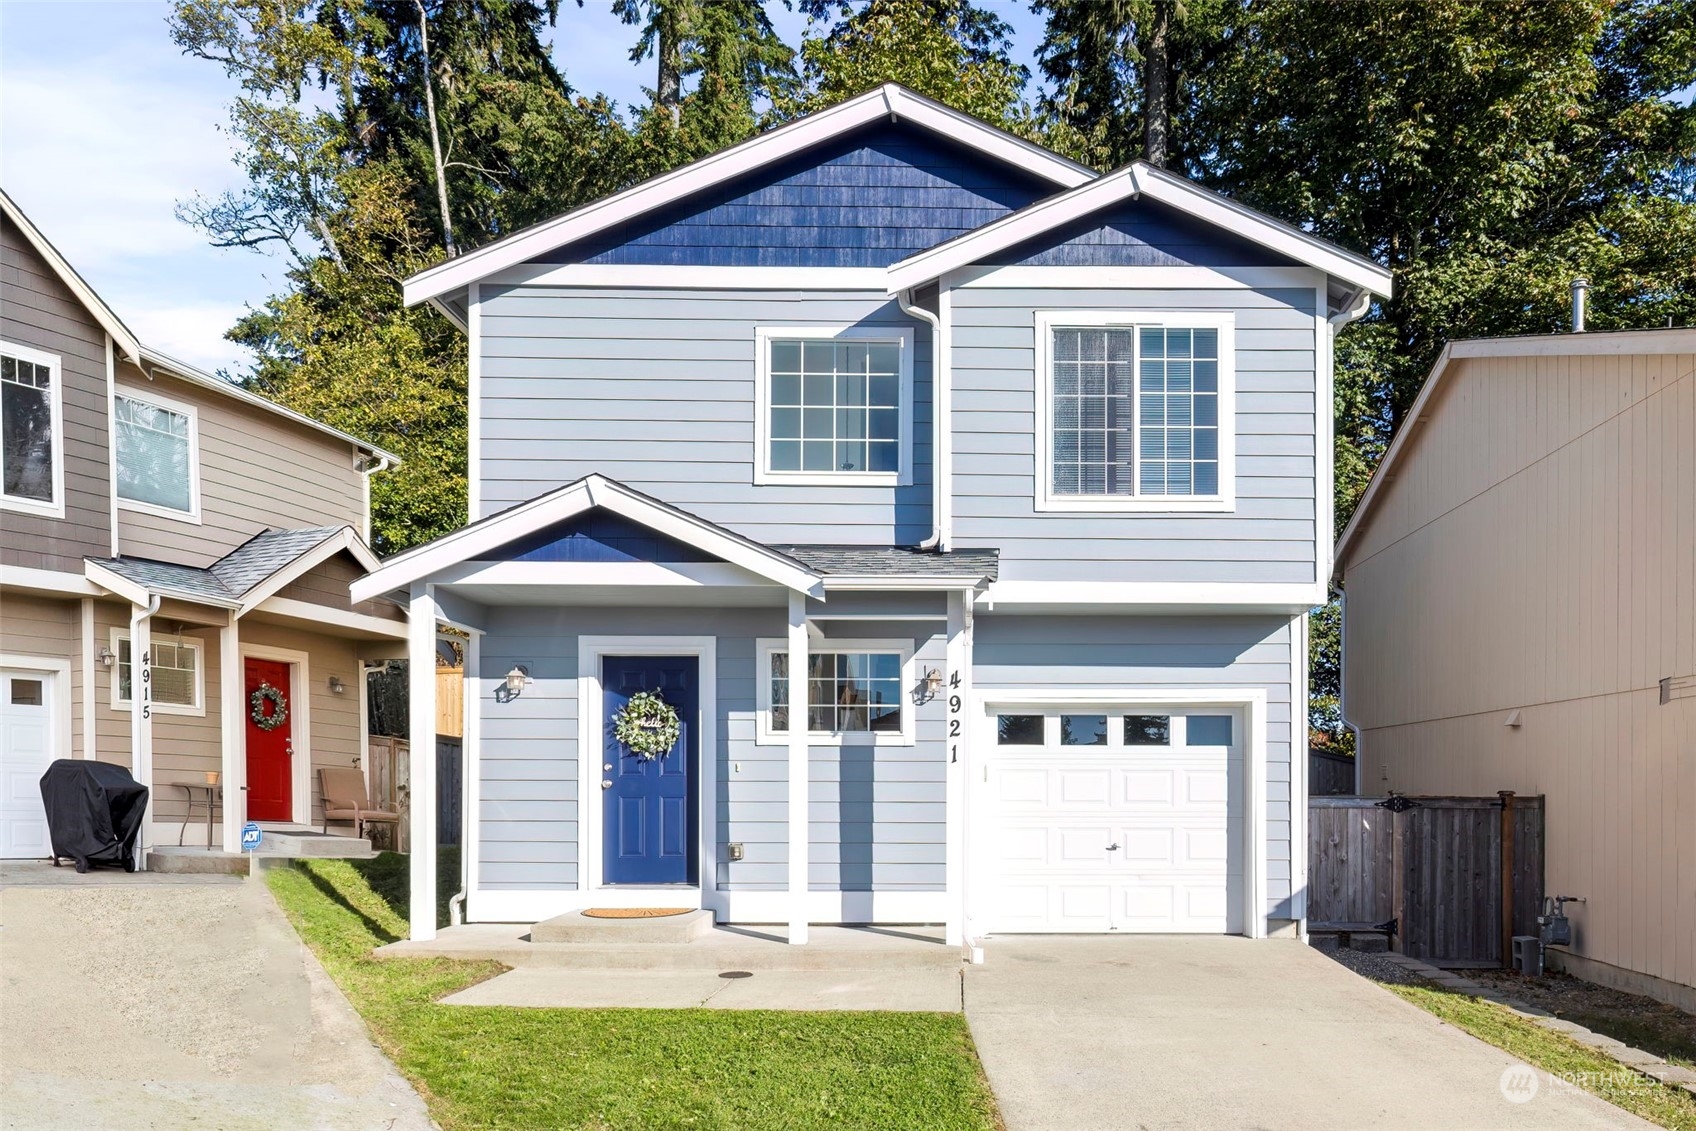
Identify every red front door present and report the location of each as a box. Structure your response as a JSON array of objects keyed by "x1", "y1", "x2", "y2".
[{"x1": 244, "y1": 658, "x2": 293, "y2": 821}]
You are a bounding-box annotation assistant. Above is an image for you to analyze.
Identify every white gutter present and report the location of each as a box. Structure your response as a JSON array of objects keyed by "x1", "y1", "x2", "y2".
[
  {"x1": 357, "y1": 450, "x2": 397, "y2": 546},
  {"x1": 897, "y1": 287, "x2": 950, "y2": 551}
]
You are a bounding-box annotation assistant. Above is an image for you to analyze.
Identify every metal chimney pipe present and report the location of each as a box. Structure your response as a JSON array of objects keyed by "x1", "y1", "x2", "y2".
[{"x1": 1571, "y1": 277, "x2": 1589, "y2": 333}]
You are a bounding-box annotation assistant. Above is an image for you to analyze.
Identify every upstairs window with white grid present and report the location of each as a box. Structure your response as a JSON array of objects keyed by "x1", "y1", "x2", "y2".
[{"x1": 755, "y1": 327, "x2": 913, "y2": 486}]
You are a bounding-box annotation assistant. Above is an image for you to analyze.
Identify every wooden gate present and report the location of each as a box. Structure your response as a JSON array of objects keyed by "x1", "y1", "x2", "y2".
[{"x1": 1309, "y1": 794, "x2": 1544, "y2": 966}]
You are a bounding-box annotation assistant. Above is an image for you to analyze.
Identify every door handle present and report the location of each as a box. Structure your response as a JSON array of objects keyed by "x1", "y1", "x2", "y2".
[
  {"x1": 1106, "y1": 843, "x2": 1121, "y2": 851},
  {"x1": 601, "y1": 780, "x2": 613, "y2": 790}
]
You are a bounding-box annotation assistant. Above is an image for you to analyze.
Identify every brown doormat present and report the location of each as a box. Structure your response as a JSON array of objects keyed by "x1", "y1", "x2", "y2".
[{"x1": 581, "y1": 907, "x2": 694, "y2": 919}]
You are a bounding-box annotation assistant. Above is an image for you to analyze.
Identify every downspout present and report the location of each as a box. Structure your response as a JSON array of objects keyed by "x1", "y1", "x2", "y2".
[
  {"x1": 898, "y1": 287, "x2": 948, "y2": 551},
  {"x1": 1325, "y1": 287, "x2": 1374, "y2": 790},
  {"x1": 357, "y1": 451, "x2": 396, "y2": 547},
  {"x1": 130, "y1": 593, "x2": 162, "y2": 869}
]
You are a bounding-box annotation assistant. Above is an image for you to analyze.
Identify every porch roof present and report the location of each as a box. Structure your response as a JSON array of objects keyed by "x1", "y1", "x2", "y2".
[
  {"x1": 779, "y1": 546, "x2": 998, "y2": 588},
  {"x1": 86, "y1": 525, "x2": 381, "y2": 615}
]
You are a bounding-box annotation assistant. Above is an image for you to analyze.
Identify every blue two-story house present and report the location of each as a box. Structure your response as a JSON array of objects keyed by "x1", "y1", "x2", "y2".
[{"x1": 355, "y1": 84, "x2": 1391, "y2": 947}]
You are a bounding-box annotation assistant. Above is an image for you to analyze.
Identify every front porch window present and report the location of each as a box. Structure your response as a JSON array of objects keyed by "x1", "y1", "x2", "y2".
[
  {"x1": 757, "y1": 639, "x2": 916, "y2": 744},
  {"x1": 112, "y1": 630, "x2": 203, "y2": 715}
]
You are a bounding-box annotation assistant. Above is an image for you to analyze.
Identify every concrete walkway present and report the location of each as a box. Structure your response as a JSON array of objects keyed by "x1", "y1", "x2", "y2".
[
  {"x1": 1, "y1": 869, "x2": 434, "y2": 1131},
  {"x1": 964, "y1": 936, "x2": 1653, "y2": 1131}
]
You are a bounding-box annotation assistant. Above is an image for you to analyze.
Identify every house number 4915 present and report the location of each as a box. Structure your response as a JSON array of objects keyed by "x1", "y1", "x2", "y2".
[{"x1": 948, "y1": 670, "x2": 962, "y2": 762}]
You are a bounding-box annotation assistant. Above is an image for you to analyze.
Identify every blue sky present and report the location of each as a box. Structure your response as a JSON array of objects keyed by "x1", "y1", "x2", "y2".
[{"x1": 0, "y1": 0, "x2": 1049, "y2": 375}]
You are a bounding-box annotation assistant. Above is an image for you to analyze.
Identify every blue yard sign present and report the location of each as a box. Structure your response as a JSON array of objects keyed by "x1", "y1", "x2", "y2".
[{"x1": 240, "y1": 822, "x2": 263, "y2": 852}]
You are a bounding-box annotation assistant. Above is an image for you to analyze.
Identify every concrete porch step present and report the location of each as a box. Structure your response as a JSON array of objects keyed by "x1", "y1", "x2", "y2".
[
  {"x1": 252, "y1": 825, "x2": 376, "y2": 858},
  {"x1": 531, "y1": 909, "x2": 715, "y2": 945},
  {"x1": 146, "y1": 847, "x2": 250, "y2": 875},
  {"x1": 376, "y1": 923, "x2": 963, "y2": 972}
]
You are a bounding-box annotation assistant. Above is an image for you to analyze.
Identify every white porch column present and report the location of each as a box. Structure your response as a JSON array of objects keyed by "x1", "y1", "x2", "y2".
[
  {"x1": 786, "y1": 590, "x2": 809, "y2": 945},
  {"x1": 408, "y1": 583, "x2": 439, "y2": 941},
  {"x1": 945, "y1": 589, "x2": 973, "y2": 947},
  {"x1": 129, "y1": 600, "x2": 156, "y2": 868},
  {"x1": 219, "y1": 618, "x2": 244, "y2": 852}
]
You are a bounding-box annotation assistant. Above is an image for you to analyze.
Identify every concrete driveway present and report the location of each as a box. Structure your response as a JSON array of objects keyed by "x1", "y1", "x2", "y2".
[
  {"x1": 1, "y1": 865, "x2": 433, "y2": 1131},
  {"x1": 965, "y1": 936, "x2": 1653, "y2": 1131}
]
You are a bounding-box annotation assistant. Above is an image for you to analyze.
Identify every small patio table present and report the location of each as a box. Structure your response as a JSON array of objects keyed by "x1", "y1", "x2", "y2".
[{"x1": 176, "y1": 783, "x2": 221, "y2": 847}]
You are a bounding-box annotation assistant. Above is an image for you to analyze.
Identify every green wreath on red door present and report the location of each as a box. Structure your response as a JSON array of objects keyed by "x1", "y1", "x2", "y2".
[{"x1": 250, "y1": 680, "x2": 288, "y2": 731}]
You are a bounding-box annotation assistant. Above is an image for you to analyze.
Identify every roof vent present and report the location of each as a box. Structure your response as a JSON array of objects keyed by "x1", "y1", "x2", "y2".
[{"x1": 1570, "y1": 277, "x2": 1589, "y2": 333}]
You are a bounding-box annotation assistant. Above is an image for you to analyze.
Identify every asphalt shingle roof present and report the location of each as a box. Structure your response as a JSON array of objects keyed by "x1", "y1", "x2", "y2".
[
  {"x1": 776, "y1": 546, "x2": 998, "y2": 581},
  {"x1": 89, "y1": 526, "x2": 348, "y2": 605}
]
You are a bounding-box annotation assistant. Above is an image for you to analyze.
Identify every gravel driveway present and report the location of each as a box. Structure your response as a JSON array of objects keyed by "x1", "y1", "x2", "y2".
[{"x1": 1, "y1": 867, "x2": 434, "y2": 1131}]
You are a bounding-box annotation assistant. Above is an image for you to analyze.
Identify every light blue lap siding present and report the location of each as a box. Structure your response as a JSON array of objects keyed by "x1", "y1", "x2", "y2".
[
  {"x1": 478, "y1": 288, "x2": 932, "y2": 544},
  {"x1": 473, "y1": 605, "x2": 947, "y2": 895},
  {"x1": 950, "y1": 283, "x2": 1320, "y2": 585},
  {"x1": 972, "y1": 614, "x2": 1299, "y2": 919}
]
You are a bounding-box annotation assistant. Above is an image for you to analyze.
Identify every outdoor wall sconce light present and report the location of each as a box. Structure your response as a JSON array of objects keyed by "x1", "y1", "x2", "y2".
[
  {"x1": 504, "y1": 665, "x2": 531, "y2": 696},
  {"x1": 919, "y1": 667, "x2": 944, "y2": 702},
  {"x1": 96, "y1": 646, "x2": 115, "y2": 668},
  {"x1": 328, "y1": 675, "x2": 346, "y2": 694}
]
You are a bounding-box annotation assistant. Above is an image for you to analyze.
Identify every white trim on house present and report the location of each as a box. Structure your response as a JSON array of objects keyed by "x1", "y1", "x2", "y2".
[
  {"x1": 752, "y1": 325, "x2": 916, "y2": 487},
  {"x1": 0, "y1": 565, "x2": 102, "y2": 597},
  {"x1": 574, "y1": 636, "x2": 720, "y2": 917},
  {"x1": 112, "y1": 383, "x2": 203, "y2": 524},
  {"x1": 753, "y1": 636, "x2": 917, "y2": 746},
  {"x1": 952, "y1": 265, "x2": 1327, "y2": 291},
  {"x1": 241, "y1": 642, "x2": 313, "y2": 827},
  {"x1": 402, "y1": 84, "x2": 1094, "y2": 308},
  {"x1": 467, "y1": 283, "x2": 481, "y2": 519},
  {"x1": 1033, "y1": 310, "x2": 1237, "y2": 514},
  {"x1": 0, "y1": 339, "x2": 67, "y2": 520},
  {"x1": 887, "y1": 164, "x2": 1393, "y2": 298},
  {"x1": 977, "y1": 580, "x2": 1328, "y2": 612},
  {"x1": 971, "y1": 686, "x2": 1269, "y2": 939},
  {"x1": 488, "y1": 265, "x2": 893, "y2": 291},
  {"x1": 251, "y1": 596, "x2": 408, "y2": 639},
  {"x1": 351, "y1": 474, "x2": 824, "y2": 604},
  {"x1": 110, "y1": 625, "x2": 205, "y2": 717},
  {"x1": 137, "y1": 347, "x2": 399, "y2": 466},
  {"x1": 1, "y1": 191, "x2": 142, "y2": 362},
  {"x1": 1289, "y1": 611, "x2": 1309, "y2": 932},
  {"x1": 1334, "y1": 327, "x2": 1696, "y2": 575}
]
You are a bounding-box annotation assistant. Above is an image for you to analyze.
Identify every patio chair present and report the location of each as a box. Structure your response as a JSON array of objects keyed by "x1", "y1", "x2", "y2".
[{"x1": 319, "y1": 766, "x2": 400, "y2": 841}]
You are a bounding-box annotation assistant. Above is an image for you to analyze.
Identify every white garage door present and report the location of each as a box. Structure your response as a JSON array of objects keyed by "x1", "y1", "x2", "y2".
[
  {"x1": 1, "y1": 669, "x2": 56, "y2": 859},
  {"x1": 985, "y1": 707, "x2": 1244, "y2": 934}
]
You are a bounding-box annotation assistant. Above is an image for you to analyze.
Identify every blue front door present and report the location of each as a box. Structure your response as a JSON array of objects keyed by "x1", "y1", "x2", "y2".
[{"x1": 602, "y1": 655, "x2": 698, "y2": 885}]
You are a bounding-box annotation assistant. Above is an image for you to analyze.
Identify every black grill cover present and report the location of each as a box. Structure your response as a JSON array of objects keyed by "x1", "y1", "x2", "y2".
[{"x1": 39, "y1": 759, "x2": 148, "y2": 872}]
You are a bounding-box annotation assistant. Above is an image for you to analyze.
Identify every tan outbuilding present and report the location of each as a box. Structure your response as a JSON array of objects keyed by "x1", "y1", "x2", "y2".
[{"x1": 1335, "y1": 326, "x2": 1695, "y2": 1009}]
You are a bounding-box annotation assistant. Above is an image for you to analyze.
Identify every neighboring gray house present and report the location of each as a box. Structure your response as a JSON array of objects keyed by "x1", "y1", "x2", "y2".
[
  {"x1": 356, "y1": 85, "x2": 1392, "y2": 946},
  {"x1": 0, "y1": 189, "x2": 404, "y2": 861}
]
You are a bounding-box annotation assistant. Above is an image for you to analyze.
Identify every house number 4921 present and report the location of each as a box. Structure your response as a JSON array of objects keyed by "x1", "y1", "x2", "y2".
[{"x1": 948, "y1": 670, "x2": 962, "y2": 762}]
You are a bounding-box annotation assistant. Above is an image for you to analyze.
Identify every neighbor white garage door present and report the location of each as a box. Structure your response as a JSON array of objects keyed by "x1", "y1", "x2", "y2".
[
  {"x1": 985, "y1": 708, "x2": 1244, "y2": 934},
  {"x1": 0, "y1": 669, "x2": 56, "y2": 859}
]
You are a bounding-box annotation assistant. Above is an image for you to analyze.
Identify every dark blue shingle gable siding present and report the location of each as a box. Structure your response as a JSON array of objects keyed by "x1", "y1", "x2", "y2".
[
  {"x1": 478, "y1": 509, "x2": 720, "y2": 565},
  {"x1": 982, "y1": 199, "x2": 1301, "y2": 269},
  {"x1": 532, "y1": 123, "x2": 1057, "y2": 269}
]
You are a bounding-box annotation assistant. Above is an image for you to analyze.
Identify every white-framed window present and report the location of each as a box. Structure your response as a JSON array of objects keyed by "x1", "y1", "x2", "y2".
[
  {"x1": 111, "y1": 628, "x2": 205, "y2": 716},
  {"x1": 1033, "y1": 311, "x2": 1235, "y2": 513},
  {"x1": 753, "y1": 325, "x2": 914, "y2": 486},
  {"x1": 114, "y1": 388, "x2": 200, "y2": 520},
  {"x1": 1, "y1": 340, "x2": 65, "y2": 518},
  {"x1": 992, "y1": 710, "x2": 1236, "y2": 749},
  {"x1": 755, "y1": 638, "x2": 916, "y2": 745}
]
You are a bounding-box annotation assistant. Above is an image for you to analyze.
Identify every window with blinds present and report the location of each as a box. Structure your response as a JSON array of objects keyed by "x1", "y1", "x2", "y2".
[
  {"x1": 116, "y1": 635, "x2": 201, "y2": 712},
  {"x1": 1050, "y1": 323, "x2": 1224, "y2": 501},
  {"x1": 115, "y1": 394, "x2": 195, "y2": 514}
]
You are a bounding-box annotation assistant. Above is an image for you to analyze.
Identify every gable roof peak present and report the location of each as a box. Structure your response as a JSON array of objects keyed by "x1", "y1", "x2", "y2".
[{"x1": 401, "y1": 86, "x2": 1096, "y2": 313}]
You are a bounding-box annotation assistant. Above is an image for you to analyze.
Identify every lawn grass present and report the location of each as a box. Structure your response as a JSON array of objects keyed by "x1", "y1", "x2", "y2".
[
  {"x1": 1388, "y1": 984, "x2": 1696, "y2": 1131},
  {"x1": 266, "y1": 853, "x2": 1000, "y2": 1131}
]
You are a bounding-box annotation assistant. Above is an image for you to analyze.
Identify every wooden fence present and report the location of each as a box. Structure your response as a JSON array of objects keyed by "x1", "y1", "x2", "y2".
[
  {"x1": 366, "y1": 736, "x2": 410, "y2": 852},
  {"x1": 1309, "y1": 794, "x2": 1544, "y2": 967},
  {"x1": 1308, "y1": 750, "x2": 1357, "y2": 796}
]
